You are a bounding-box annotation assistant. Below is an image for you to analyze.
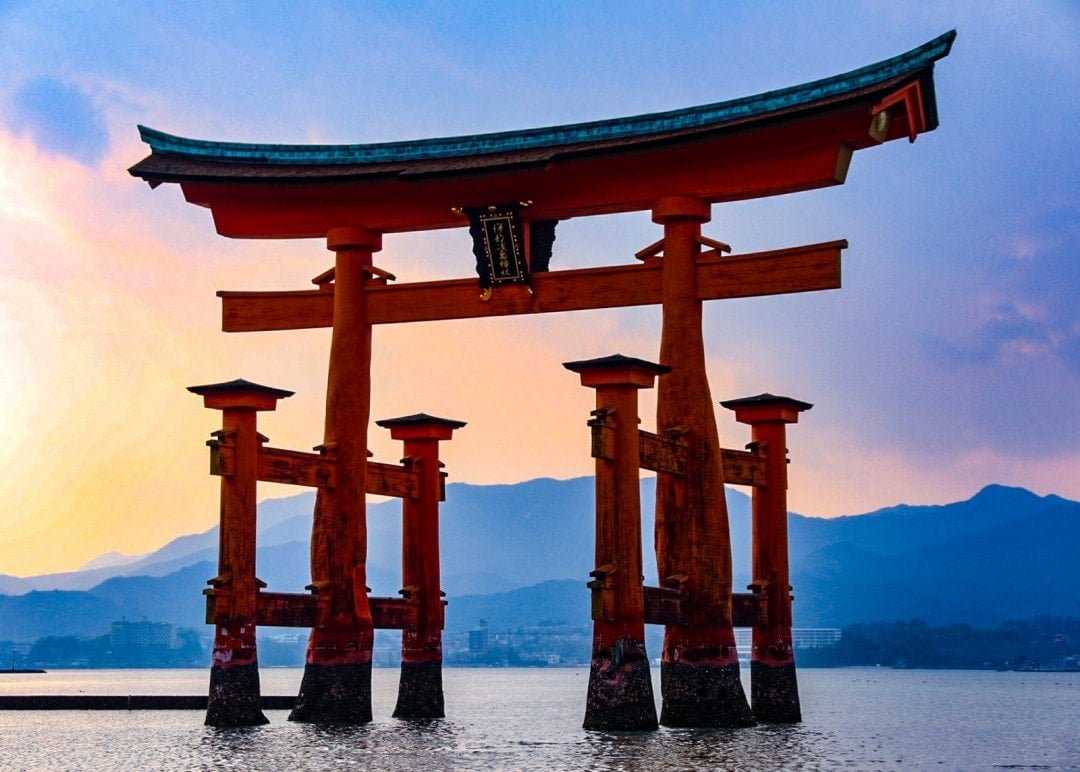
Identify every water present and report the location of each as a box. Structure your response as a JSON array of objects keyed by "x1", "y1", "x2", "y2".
[{"x1": 1, "y1": 668, "x2": 1076, "y2": 770}]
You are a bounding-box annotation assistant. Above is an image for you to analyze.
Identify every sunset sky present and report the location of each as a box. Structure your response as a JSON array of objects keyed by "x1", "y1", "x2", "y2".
[{"x1": 1, "y1": 2, "x2": 1077, "y2": 577}]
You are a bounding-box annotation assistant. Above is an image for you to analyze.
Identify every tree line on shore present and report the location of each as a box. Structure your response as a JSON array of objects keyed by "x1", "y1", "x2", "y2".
[
  {"x1": 796, "y1": 617, "x2": 1080, "y2": 670},
  {"x1": 4, "y1": 617, "x2": 1077, "y2": 671}
]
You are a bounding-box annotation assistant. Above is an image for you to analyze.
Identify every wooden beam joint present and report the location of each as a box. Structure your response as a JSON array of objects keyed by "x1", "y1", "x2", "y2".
[
  {"x1": 720, "y1": 448, "x2": 766, "y2": 486},
  {"x1": 643, "y1": 584, "x2": 689, "y2": 627},
  {"x1": 207, "y1": 443, "x2": 420, "y2": 498},
  {"x1": 639, "y1": 430, "x2": 687, "y2": 475},
  {"x1": 370, "y1": 597, "x2": 420, "y2": 630},
  {"x1": 204, "y1": 589, "x2": 421, "y2": 630},
  {"x1": 732, "y1": 591, "x2": 766, "y2": 628}
]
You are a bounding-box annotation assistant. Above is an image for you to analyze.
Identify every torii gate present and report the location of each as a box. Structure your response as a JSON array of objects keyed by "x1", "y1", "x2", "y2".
[{"x1": 131, "y1": 32, "x2": 954, "y2": 729}]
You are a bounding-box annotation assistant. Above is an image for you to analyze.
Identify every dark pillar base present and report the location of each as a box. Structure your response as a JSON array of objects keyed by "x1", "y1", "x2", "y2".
[
  {"x1": 206, "y1": 660, "x2": 269, "y2": 727},
  {"x1": 289, "y1": 662, "x2": 373, "y2": 724},
  {"x1": 751, "y1": 660, "x2": 801, "y2": 723},
  {"x1": 583, "y1": 642, "x2": 658, "y2": 731},
  {"x1": 659, "y1": 660, "x2": 756, "y2": 728},
  {"x1": 393, "y1": 659, "x2": 445, "y2": 719}
]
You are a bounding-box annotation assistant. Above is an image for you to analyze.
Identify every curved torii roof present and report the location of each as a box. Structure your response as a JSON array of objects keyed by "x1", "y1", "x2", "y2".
[{"x1": 129, "y1": 31, "x2": 954, "y2": 238}]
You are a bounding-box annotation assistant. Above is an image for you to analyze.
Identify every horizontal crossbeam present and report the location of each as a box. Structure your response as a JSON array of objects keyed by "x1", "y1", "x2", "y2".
[
  {"x1": 731, "y1": 592, "x2": 766, "y2": 628},
  {"x1": 643, "y1": 585, "x2": 689, "y2": 627},
  {"x1": 638, "y1": 431, "x2": 686, "y2": 476},
  {"x1": 209, "y1": 444, "x2": 419, "y2": 498},
  {"x1": 257, "y1": 446, "x2": 336, "y2": 488},
  {"x1": 721, "y1": 449, "x2": 765, "y2": 487},
  {"x1": 205, "y1": 589, "x2": 420, "y2": 630},
  {"x1": 219, "y1": 241, "x2": 845, "y2": 332}
]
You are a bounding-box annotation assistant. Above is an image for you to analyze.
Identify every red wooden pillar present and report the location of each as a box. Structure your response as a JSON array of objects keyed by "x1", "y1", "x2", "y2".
[
  {"x1": 721, "y1": 393, "x2": 812, "y2": 723},
  {"x1": 564, "y1": 354, "x2": 664, "y2": 731},
  {"x1": 652, "y1": 196, "x2": 754, "y2": 727},
  {"x1": 188, "y1": 378, "x2": 293, "y2": 726},
  {"x1": 376, "y1": 413, "x2": 466, "y2": 719},
  {"x1": 292, "y1": 226, "x2": 380, "y2": 723}
]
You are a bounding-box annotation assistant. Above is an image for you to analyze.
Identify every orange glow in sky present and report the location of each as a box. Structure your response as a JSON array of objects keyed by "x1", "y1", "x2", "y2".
[{"x1": 1, "y1": 4, "x2": 1077, "y2": 576}]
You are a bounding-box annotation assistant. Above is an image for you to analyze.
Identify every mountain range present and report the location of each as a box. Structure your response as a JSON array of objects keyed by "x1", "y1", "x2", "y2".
[{"x1": 1, "y1": 478, "x2": 1076, "y2": 641}]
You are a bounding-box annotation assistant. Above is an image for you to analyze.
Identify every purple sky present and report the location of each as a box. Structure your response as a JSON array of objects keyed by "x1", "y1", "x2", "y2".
[{"x1": 0, "y1": 2, "x2": 1076, "y2": 574}]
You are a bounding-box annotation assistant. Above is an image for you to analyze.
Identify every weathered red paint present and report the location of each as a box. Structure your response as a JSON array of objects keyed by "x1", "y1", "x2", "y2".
[
  {"x1": 652, "y1": 196, "x2": 754, "y2": 728},
  {"x1": 565, "y1": 355, "x2": 665, "y2": 731},
  {"x1": 377, "y1": 414, "x2": 465, "y2": 719},
  {"x1": 291, "y1": 227, "x2": 380, "y2": 724},
  {"x1": 723, "y1": 394, "x2": 812, "y2": 723},
  {"x1": 190, "y1": 380, "x2": 292, "y2": 727}
]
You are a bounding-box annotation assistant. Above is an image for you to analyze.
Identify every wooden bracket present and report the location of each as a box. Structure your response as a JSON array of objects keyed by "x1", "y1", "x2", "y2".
[
  {"x1": 696, "y1": 234, "x2": 732, "y2": 259},
  {"x1": 587, "y1": 564, "x2": 617, "y2": 622},
  {"x1": 634, "y1": 237, "x2": 665, "y2": 262},
  {"x1": 635, "y1": 234, "x2": 731, "y2": 262},
  {"x1": 311, "y1": 264, "x2": 397, "y2": 286},
  {"x1": 588, "y1": 408, "x2": 615, "y2": 460}
]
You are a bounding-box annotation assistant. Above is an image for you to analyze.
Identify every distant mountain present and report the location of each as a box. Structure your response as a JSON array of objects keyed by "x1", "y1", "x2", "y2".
[
  {"x1": 78, "y1": 551, "x2": 144, "y2": 571},
  {"x1": 0, "y1": 478, "x2": 684, "y2": 596},
  {"x1": 445, "y1": 580, "x2": 588, "y2": 631},
  {"x1": 0, "y1": 491, "x2": 321, "y2": 595},
  {"x1": 0, "y1": 479, "x2": 1075, "y2": 640},
  {"x1": 789, "y1": 486, "x2": 1079, "y2": 626}
]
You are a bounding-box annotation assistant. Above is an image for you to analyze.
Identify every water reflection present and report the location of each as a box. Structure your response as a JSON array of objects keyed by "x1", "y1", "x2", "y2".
[
  {"x1": 578, "y1": 723, "x2": 844, "y2": 771},
  {"x1": 0, "y1": 669, "x2": 1076, "y2": 770}
]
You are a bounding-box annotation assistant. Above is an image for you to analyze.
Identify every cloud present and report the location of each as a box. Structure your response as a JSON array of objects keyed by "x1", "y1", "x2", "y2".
[
  {"x1": 925, "y1": 299, "x2": 1067, "y2": 366},
  {"x1": 5, "y1": 77, "x2": 109, "y2": 165}
]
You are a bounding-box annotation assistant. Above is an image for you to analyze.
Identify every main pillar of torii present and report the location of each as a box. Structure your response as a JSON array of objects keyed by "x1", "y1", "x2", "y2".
[
  {"x1": 290, "y1": 226, "x2": 380, "y2": 723},
  {"x1": 652, "y1": 196, "x2": 754, "y2": 727}
]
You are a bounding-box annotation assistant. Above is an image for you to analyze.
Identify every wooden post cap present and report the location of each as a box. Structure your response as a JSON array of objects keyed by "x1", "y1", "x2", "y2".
[
  {"x1": 651, "y1": 195, "x2": 711, "y2": 224},
  {"x1": 187, "y1": 378, "x2": 294, "y2": 411},
  {"x1": 326, "y1": 226, "x2": 381, "y2": 252},
  {"x1": 563, "y1": 353, "x2": 671, "y2": 389},
  {"x1": 375, "y1": 412, "x2": 467, "y2": 441},
  {"x1": 720, "y1": 393, "x2": 813, "y2": 424}
]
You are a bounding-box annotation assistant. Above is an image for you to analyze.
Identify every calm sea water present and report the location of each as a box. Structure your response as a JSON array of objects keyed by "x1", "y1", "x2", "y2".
[{"x1": 0, "y1": 667, "x2": 1076, "y2": 770}]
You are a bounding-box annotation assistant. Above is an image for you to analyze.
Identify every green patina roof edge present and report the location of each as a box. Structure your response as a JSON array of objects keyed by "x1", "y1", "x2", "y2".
[{"x1": 138, "y1": 31, "x2": 954, "y2": 167}]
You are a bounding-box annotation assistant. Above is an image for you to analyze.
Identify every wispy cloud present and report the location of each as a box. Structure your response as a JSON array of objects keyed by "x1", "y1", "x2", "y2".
[{"x1": 5, "y1": 77, "x2": 109, "y2": 165}]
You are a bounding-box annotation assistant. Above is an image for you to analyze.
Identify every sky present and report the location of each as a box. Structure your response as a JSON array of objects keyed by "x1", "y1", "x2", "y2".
[{"x1": 0, "y1": 1, "x2": 1077, "y2": 577}]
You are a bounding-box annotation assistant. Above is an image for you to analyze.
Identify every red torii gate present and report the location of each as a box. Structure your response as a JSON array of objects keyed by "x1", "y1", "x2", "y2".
[{"x1": 131, "y1": 32, "x2": 954, "y2": 729}]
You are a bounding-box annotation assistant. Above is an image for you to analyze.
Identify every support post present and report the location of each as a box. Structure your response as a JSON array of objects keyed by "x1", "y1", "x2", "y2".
[
  {"x1": 564, "y1": 354, "x2": 665, "y2": 731},
  {"x1": 188, "y1": 378, "x2": 293, "y2": 726},
  {"x1": 651, "y1": 196, "x2": 754, "y2": 727},
  {"x1": 291, "y1": 226, "x2": 381, "y2": 723},
  {"x1": 721, "y1": 393, "x2": 812, "y2": 723},
  {"x1": 376, "y1": 413, "x2": 466, "y2": 719}
]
